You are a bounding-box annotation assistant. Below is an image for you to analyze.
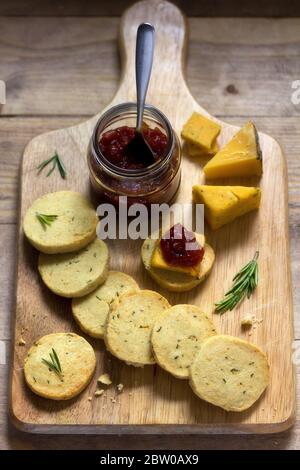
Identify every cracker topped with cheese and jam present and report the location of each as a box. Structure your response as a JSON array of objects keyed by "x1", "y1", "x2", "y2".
[
  {"x1": 151, "y1": 224, "x2": 205, "y2": 277},
  {"x1": 142, "y1": 224, "x2": 215, "y2": 292}
]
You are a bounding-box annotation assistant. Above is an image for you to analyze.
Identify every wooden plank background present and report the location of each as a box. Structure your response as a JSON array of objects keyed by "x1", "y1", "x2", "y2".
[
  {"x1": 1, "y1": 0, "x2": 300, "y2": 17},
  {"x1": 0, "y1": 9, "x2": 299, "y2": 449}
]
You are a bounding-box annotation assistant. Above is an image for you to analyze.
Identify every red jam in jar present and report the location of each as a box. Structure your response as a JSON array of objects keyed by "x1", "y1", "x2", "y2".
[
  {"x1": 87, "y1": 103, "x2": 181, "y2": 207},
  {"x1": 160, "y1": 223, "x2": 205, "y2": 267},
  {"x1": 99, "y1": 125, "x2": 168, "y2": 170}
]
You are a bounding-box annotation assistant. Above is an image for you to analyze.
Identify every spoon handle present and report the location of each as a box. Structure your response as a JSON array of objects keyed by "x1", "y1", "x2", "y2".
[{"x1": 135, "y1": 23, "x2": 155, "y2": 132}]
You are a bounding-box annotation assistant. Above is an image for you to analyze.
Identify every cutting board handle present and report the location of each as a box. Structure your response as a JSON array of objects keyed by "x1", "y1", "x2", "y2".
[{"x1": 113, "y1": 0, "x2": 194, "y2": 112}]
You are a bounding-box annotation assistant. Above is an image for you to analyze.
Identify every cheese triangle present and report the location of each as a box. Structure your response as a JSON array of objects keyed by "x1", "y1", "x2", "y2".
[
  {"x1": 192, "y1": 185, "x2": 261, "y2": 230},
  {"x1": 203, "y1": 122, "x2": 262, "y2": 179}
]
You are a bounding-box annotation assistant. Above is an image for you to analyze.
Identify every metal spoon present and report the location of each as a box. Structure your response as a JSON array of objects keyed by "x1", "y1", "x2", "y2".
[{"x1": 126, "y1": 22, "x2": 155, "y2": 166}]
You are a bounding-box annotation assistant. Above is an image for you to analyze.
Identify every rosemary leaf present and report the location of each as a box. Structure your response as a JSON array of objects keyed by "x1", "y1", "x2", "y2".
[
  {"x1": 36, "y1": 212, "x2": 58, "y2": 230},
  {"x1": 42, "y1": 358, "x2": 56, "y2": 370},
  {"x1": 215, "y1": 251, "x2": 259, "y2": 314},
  {"x1": 46, "y1": 161, "x2": 57, "y2": 177},
  {"x1": 55, "y1": 152, "x2": 67, "y2": 179},
  {"x1": 37, "y1": 156, "x2": 54, "y2": 173},
  {"x1": 42, "y1": 348, "x2": 63, "y2": 378},
  {"x1": 51, "y1": 348, "x2": 62, "y2": 373},
  {"x1": 36, "y1": 151, "x2": 67, "y2": 179}
]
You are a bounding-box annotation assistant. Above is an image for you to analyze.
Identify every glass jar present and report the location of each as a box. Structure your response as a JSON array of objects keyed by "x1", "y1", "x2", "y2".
[{"x1": 87, "y1": 103, "x2": 181, "y2": 207}]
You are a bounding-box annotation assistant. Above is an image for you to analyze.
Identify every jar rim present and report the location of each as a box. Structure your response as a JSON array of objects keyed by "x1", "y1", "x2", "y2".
[{"x1": 91, "y1": 102, "x2": 175, "y2": 178}]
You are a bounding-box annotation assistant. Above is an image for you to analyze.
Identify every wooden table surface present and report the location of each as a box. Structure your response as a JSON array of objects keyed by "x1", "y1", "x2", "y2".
[{"x1": 0, "y1": 12, "x2": 299, "y2": 449}]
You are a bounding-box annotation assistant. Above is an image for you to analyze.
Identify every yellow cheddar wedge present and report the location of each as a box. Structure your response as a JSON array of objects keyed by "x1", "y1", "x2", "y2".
[
  {"x1": 192, "y1": 185, "x2": 261, "y2": 230},
  {"x1": 182, "y1": 112, "x2": 221, "y2": 152},
  {"x1": 188, "y1": 139, "x2": 219, "y2": 158},
  {"x1": 151, "y1": 233, "x2": 205, "y2": 278},
  {"x1": 203, "y1": 121, "x2": 262, "y2": 179}
]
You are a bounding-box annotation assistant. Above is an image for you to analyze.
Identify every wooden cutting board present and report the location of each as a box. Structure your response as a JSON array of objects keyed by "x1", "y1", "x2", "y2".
[{"x1": 10, "y1": 0, "x2": 295, "y2": 434}]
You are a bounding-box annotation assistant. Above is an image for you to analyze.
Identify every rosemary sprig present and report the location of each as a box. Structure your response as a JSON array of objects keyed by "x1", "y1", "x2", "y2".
[
  {"x1": 36, "y1": 212, "x2": 58, "y2": 230},
  {"x1": 37, "y1": 151, "x2": 66, "y2": 179},
  {"x1": 42, "y1": 348, "x2": 63, "y2": 378},
  {"x1": 215, "y1": 251, "x2": 259, "y2": 314}
]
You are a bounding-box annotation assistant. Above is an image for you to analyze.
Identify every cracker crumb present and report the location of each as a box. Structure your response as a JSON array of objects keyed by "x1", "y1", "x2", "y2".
[
  {"x1": 110, "y1": 398, "x2": 116, "y2": 403},
  {"x1": 88, "y1": 396, "x2": 92, "y2": 401},
  {"x1": 242, "y1": 315, "x2": 264, "y2": 329},
  {"x1": 241, "y1": 316, "x2": 253, "y2": 327},
  {"x1": 116, "y1": 383, "x2": 124, "y2": 393},
  {"x1": 98, "y1": 373, "x2": 112, "y2": 385},
  {"x1": 18, "y1": 338, "x2": 26, "y2": 346},
  {"x1": 94, "y1": 389, "x2": 105, "y2": 397}
]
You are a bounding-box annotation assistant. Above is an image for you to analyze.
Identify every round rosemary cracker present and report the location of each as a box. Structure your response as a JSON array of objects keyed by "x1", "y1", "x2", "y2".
[
  {"x1": 24, "y1": 333, "x2": 96, "y2": 400},
  {"x1": 141, "y1": 237, "x2": 215, "y2": 292},
  {"x1": 189, "y1": 335, "x2": 270, "y2": 412},
  {"x1": 38, "y1": 238, "x2": 109, "y2": 298},
  {"x1": 72, "y1": 271, "x2": 139, "y2": 339},
  {"x1": 151, "y1": 305, "x2": 217, "y2": 379},
  {"x1": 23, "y1": 191, "x2": 98, "y2": 254},
  {"x1": 104, "y1": 290, "x2": 170, "y2": 366}
]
